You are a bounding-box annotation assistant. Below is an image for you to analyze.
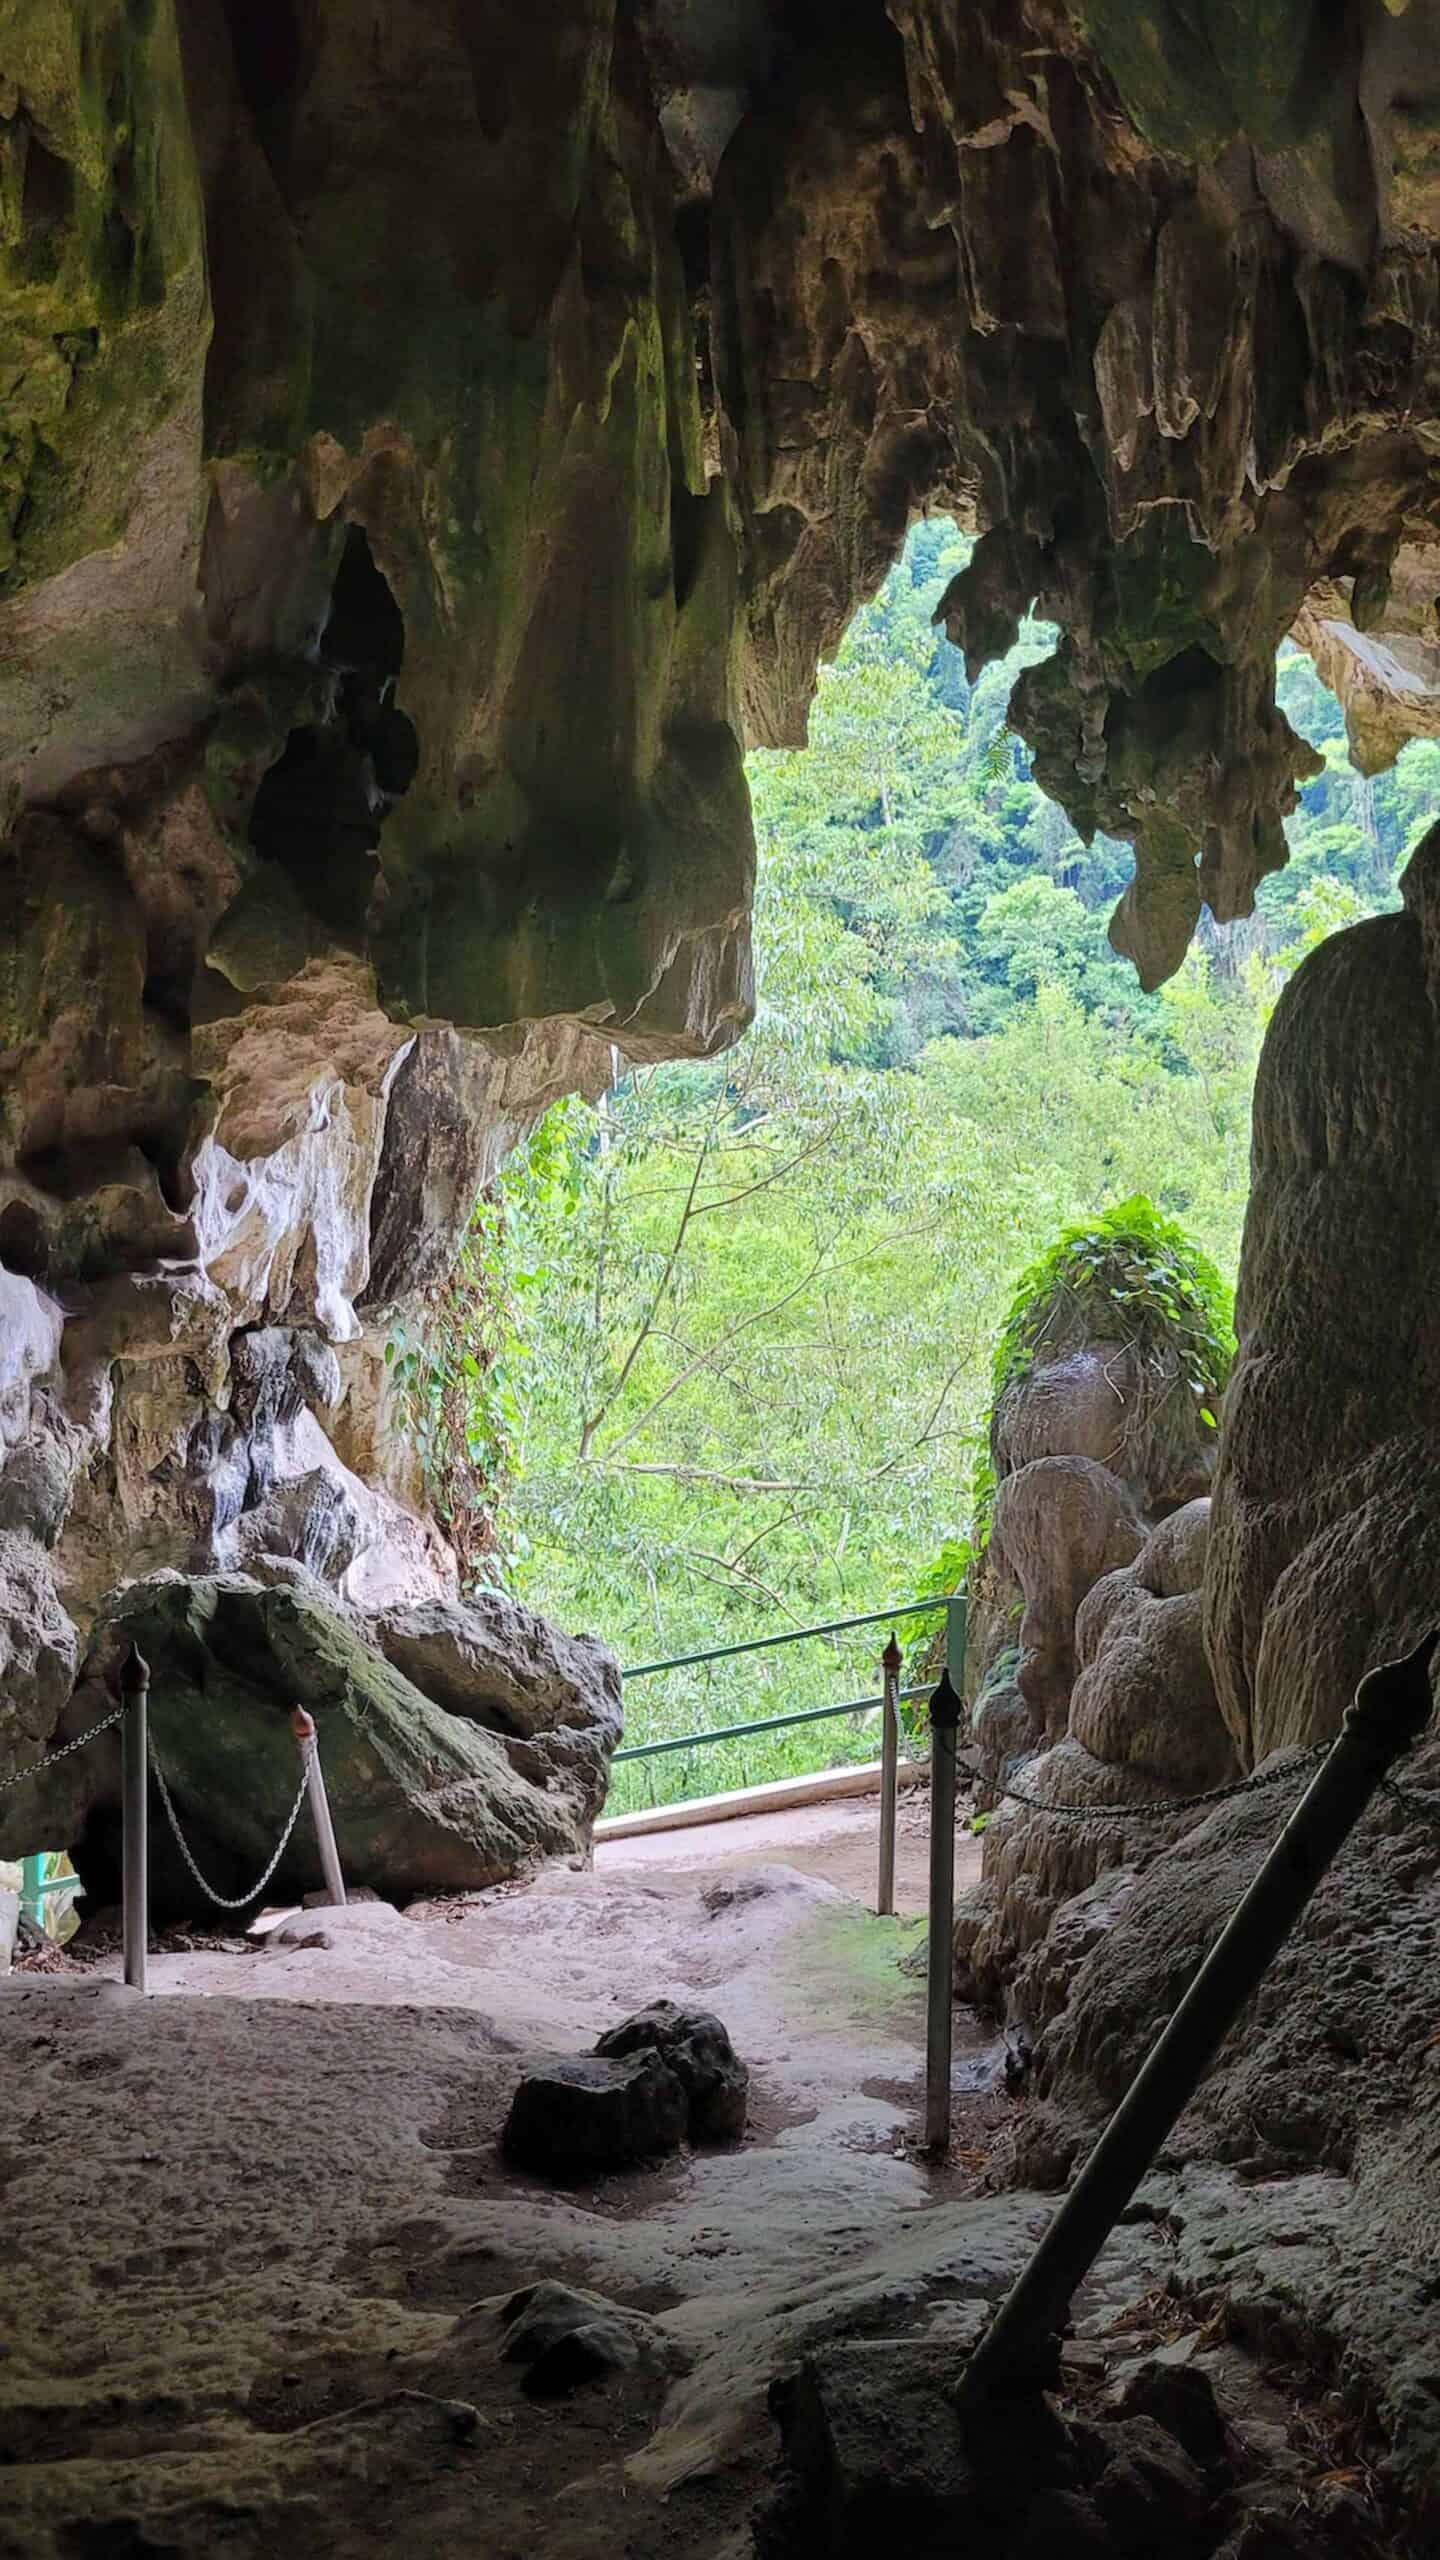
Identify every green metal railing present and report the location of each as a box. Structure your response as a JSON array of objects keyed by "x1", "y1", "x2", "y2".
[
  {"x1": 614, "y1": 1594, "x2": 961, "y2": 1772},
  {"x1": 19, "y1": 1850, "x2": 79, "y2": 1933}
]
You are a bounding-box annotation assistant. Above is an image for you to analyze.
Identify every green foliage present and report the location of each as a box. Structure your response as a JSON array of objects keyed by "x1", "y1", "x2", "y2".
[
  {"x1": 971, "y1": 1194, "x2": 1234, "y2": 1545},
  {"x1": 989, "y1": 1194, "x2": 1234, "y2": 1408}
]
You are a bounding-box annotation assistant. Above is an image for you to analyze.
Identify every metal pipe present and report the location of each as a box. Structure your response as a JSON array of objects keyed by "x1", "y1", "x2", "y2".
[
  {"x1": 291, "y1": 1708, "x2": 347, "y2": 1906},
  {"x1": 956, "y1": 1630, "x2": 1439, "y2": 2406},
  {"x1": 924, "y1": 1667, "x2": 962, "y2": 2150},
  {"x1": 622, "y1": 1600, "x2": 945, "y2": 1681},
  {"x1": 612, "y1": 1686, "x2": 932, "y2": 1763},
  {"x1": 121, "y1": 1643, "x2": 149, "y2": 1995},
  {"x1": 877, "y1": 1634, "x2": 902, "y2": 1917}
]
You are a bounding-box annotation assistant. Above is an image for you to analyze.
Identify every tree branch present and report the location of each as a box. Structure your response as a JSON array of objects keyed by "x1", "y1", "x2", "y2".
[{"x1": 577, "y1": 1079, "x2": 728, "y2": 1460}]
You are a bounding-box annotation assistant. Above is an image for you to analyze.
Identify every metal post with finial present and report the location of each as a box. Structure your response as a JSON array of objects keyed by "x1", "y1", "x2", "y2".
[
  {"x1": 290, "y1": 1707, "x2": 347, "y2": 1907},
  {"x1": 877, "y1": 1633, "x2": 902, "y2": 1917},
  {"x1": 120, "y1": 1643, "x2": 149, "y2": 1994}
]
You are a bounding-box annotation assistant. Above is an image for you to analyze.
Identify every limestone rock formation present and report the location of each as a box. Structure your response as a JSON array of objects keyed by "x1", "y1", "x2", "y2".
[
  {"x1": 0, "y1": 1533, "x2": 80, "y2": 1776},
  {"x1": 1209, "y1": 821, "x2": 1440, "y2": 1763},
  {"x1": 38, "y1": 1571, "x2": 621, "y2": 1917},
  {"x1": 1070, "y1": 1503, "x2": 1238, "y2": 1794},
  {"x1": 963, "y1": 819, "x2": 1440, "y2": 2530},
  {"x1": 10, "y1": 2, "x2": 1440, "y2": 1903},
  {"x1": 955, "y1": 1259, "x2": 1229, "y2": 2019},
  {"x1": 993, "y1": 1457, "x2": 1147, "y2": 1744}
]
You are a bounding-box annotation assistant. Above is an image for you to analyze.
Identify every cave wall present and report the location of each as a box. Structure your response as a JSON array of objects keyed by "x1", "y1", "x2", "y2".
[
  {"x1": 0, "y1": 0, "x2": 756, "y2": 1768},
  {"x1": 1207, "y1": 817, "x2": 1440, "y2": 1764},
  {"x1": 7, "y1": 0, "x2": 1440, "y2": 1866}
]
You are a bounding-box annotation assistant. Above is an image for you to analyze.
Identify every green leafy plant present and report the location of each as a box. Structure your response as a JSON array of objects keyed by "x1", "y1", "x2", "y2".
[{"x1": 970, "y1": 1193, "x2": 1235, "y2": 1549}]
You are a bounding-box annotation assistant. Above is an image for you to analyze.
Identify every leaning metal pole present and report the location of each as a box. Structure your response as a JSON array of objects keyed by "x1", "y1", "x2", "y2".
[
  {"x1": 291, "y1": 1707, "x2": 348, "y2": 1906},
  {"x1": 956, "y1": 1630, "x2": 1439, "y2": 2406},
  {"x1": 121, "y1": 1642, "x2": 149, "y2": 1995},
  {"x1": 877, "y1": 1633, "x2": 902, "y2": 1917},
  {"x1": 924, "y1": 1596, "x2": 968, "y2": 2150}
]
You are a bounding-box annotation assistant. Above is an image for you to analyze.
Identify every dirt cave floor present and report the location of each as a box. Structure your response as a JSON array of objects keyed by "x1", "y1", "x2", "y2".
[{"x1": 0, "y1": 1796, "x2": 1397, "y2": 2559}]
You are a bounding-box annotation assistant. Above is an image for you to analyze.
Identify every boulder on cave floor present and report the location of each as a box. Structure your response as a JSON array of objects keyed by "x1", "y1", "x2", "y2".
[
  {"x1": 502, "y1": 2001, "x2": 749, "y2": 2178},
  {"x1": 757, "y1": 2338, "x2": 1221, "y2": 2560},
  {"x1": 66, "y1": 1570, "x2": 621, "y2": 1916},
  {"x1": 501, "y1": 2050, "x2": 691, "y2": 2179},
  {"x1": 493, "y1": 2279, "x2": 684, "y2": 2398},
  {"x1": 595, "y1": 1997, "x2": 749, "y2": 2139},
  {"x1": 364, "y1": 1586, "x2": 623, "y2": 1827}
]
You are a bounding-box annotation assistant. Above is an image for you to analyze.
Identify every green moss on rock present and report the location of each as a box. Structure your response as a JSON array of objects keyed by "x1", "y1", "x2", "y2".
[{"x1": 0, "y1": 0, "x2": 206, "y2": 590}]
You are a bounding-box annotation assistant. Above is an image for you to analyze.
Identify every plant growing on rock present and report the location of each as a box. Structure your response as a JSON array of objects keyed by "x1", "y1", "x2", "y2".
[{"x1": 972, "y1": 1195, "x2": 1235, "y2": 1549}]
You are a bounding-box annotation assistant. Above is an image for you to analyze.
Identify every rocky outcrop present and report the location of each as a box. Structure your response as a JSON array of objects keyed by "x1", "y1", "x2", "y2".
[
  {"x1": 993, "y1": 1457, "x2": 1147, "y2": 1743},
  {"x1": 1208, "y1": 822, "x2": 1440, "y2": 1764},
  {"x1": 968, "y1": 823, "x2": 1440, "y2": 2514},
  {"x1": 955, "y1": 1249, "x2": 1229, "y2": 2019},
  {"x1": 0, "y1": 1533, "x2": 80, "y2": 1781},
  {"x1": 34, "y1": 1571, "x2": 621, "y2": 1918},
  {"x1": 1070, "y1": 1503, "x2": 1237, "y2": 1795},
  {"x1": 502, "y1": 2002, "x2": 747, "y2": 2178}
]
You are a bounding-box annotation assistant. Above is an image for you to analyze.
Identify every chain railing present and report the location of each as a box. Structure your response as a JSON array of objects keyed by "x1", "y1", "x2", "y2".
[
  {"x1": 995, "y1": 1748, "x2": 1328, "y2": 1824},
  {"x1": 1, "y1": 1699, "x2": 126, "y2": 1796},
  {"x1": 149, "y1": 1748, "x2": 313, "y2": 1913},
  {"x1": 991, "y1": 1743, "x2": 1440, "y2": 1833},
  {"x1": 6, "y1": 1645, "x2": 348, "y2": 1994}
]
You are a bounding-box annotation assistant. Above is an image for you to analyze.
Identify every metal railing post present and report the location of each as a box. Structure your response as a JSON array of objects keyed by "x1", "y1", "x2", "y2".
[
  {"x1": 121, "y1": 1643, "x2": 149, "y2": 1994},
  {"x1": 877, "y1": 1634, "x2": 902, "y2": 1916},
  {"x1": 291, "y1": 1708, "x2": 347, "y2": 1906},
  {"x1": 19, "y1": 1854, "x2": 43, "y2": 1931},
  {"x1": 956, "y1": 1629, "x2": 1439, "y2": 2406},
  {"x1": 924, "y1": 1710, "x2": 962, "y2": 2151}
]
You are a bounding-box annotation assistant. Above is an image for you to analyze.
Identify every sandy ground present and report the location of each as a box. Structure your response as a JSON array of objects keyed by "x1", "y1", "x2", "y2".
[{"x1": 0, "y1": 1803, "x2": 1364, "y2": 2559}]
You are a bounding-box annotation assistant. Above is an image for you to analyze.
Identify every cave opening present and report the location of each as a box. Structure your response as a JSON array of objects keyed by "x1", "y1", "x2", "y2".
[
  {"x1": 9, "y1": 8, "x2": 1440, "y2": 2551},
  {"x1": 480, "y1": 510, "x2": 1440, "y2": 1836}
]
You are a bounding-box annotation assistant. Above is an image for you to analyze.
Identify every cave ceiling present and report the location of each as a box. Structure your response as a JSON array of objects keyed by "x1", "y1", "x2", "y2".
[{"x1": 3, "y1": 0, "x2": 1440, "y2": 1314}]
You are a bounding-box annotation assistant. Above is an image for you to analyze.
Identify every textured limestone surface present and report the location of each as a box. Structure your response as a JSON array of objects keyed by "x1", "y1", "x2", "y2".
[
  {"x1": 956, "y1": 1247, "x2": 1227, "y2": 2006},
  {"x1": 9, "y1": 1, "x2": 1440, "y2": 1880},
  {"x1": 1209, "y1": 820, "x2": 1440, "y2": 1763}
]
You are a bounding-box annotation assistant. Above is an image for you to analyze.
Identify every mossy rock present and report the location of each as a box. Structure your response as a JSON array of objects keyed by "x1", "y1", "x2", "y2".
[
  {"x1": 77, "y1": 1571, "x2": 606, "y2": 1918},
  {"x1": 0, "y1": 1, "x2": 207, "y2": 593}
]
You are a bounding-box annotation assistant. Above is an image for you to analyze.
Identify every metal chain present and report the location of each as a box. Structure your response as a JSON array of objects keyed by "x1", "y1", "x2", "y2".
[
  {"x1": 149, "y1": 1747, "x2": 312, "y2": 1911},
  {"x1": 0, "y1": 1700, "x2": 127, "y2": 1796},
  {"x1": 1379, "y1": 1773, "x2": 1440, "y2": 1830},
  {"x1": 996, "y1": 1747, "x2": 1328, "y2": 1825}
]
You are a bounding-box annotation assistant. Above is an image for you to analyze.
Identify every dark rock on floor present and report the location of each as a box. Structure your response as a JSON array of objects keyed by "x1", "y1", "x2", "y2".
[
  {"x1": 496, "y1": 2279, "x2": 682, "y2": 2399},
  {"x1": 501, "y1": 2050, "x2": 690, "y2": 2180},
  {"x1": 594, "y1": 1998, "x2": 749, "y2": 2141}
]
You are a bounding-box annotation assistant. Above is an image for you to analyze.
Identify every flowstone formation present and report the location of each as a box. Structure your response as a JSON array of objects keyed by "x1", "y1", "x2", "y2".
[
  {"x1": 8, "y1": 4, "x2": 1440, "y2": 1896},
  {"x1": 956, "y1": 840, "x2": 1440, "y2": 2525},
  {"x1": 954, "y1": 1205, "x2": 1237, "y2": 2013}
]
